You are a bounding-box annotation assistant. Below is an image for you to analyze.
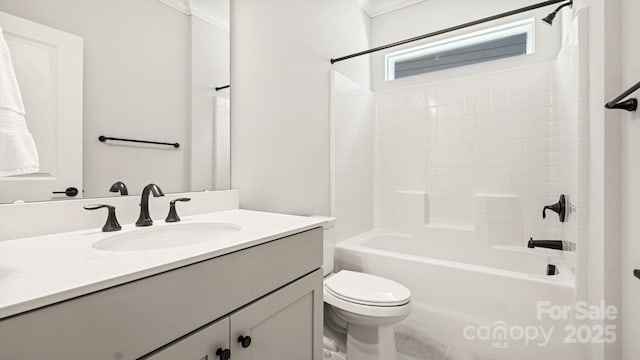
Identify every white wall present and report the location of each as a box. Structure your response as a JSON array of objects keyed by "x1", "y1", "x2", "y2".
[
  {"x1": 573, "y1": 1, "x2": 623, "y2": 359},
  {"x1": 231, "y1": 0, "x2": 370, "y2": 216},
  {"x1": 620, "y1": 0, "x2": 640, "y2": 358},
  {"x1": 330, "y1": 71, "x2": 374, "y2": 242},
  {"x1": 369, "y1": 0, "x2": 562, "y2": 91}
]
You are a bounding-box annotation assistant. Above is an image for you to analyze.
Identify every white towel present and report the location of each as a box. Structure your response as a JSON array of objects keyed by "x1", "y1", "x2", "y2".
[{"x1": 0, "y1": 25, "x2": 39, "y2": 176}]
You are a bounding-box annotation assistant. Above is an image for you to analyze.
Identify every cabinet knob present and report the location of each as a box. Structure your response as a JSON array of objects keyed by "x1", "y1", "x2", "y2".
[
  {"x1": 237, "y1": 335, "x2": 252, "y2": 348},
  {"x1": 216, "y1": 348, "x2": 230, "y2": 360}
]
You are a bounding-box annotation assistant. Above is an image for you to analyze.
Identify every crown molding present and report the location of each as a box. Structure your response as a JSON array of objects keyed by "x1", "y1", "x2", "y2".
[
  {"x1": 158, "y1": 0, "x2": 191, "y2": 14},
  {"x1": 354, "y1": 0, "x2": 426, "y2": 17},
  {"x1": 191, "y1": 2, "x2": 229, "y2": 32},
  {"x1": 158, "y1": 0, "x2": 229, "y2": 32}
]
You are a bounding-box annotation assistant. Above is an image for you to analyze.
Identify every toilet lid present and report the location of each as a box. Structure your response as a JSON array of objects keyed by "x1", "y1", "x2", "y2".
[{"x1": 325, "y1": 270, "x2": 411, "y2": 307}]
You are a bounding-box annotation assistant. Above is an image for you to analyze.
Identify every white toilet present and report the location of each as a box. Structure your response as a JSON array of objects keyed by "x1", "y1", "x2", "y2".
[{"x1": 324, "y1": 270, "x2": 412, "y2": 360}]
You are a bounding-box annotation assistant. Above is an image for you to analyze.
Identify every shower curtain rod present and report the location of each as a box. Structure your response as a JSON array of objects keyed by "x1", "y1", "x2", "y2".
[{"x1": 330, "y1": 0, "x2": 568, "y2": 64}]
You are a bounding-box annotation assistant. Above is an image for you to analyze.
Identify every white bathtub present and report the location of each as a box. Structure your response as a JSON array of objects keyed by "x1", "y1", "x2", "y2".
[{"x1": 334, "y1": 230, "x2": 580, "y2": 360}]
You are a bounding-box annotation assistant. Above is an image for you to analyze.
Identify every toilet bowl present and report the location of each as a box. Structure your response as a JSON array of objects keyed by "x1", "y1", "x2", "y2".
[{"x1": 324, "y1": 270, "x2": 412, "y2": 360}]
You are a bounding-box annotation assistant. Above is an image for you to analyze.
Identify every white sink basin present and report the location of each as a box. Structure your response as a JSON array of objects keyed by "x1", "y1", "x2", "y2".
[{"x1": 93, "y1": 222, "x2": 241, "y2": 251}]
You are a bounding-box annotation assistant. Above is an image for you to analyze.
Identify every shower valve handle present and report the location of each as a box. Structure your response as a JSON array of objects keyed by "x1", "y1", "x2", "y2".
[{"x1": 543, "y1": 195, "x2": 566, "y2": 222}]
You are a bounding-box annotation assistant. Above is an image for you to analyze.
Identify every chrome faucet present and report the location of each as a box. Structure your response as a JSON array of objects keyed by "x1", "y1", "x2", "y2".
[{"x1": 136, "y1": 184, "x2": 165, "y2": 226}]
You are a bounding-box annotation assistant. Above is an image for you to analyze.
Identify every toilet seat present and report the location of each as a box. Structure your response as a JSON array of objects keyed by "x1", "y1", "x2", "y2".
[
  {"x1": 324, "y1": 287, "x2": 411, "y2": 319},
  {"x1": 325, "y1": 270, "x2": 411, "y2": 307}
]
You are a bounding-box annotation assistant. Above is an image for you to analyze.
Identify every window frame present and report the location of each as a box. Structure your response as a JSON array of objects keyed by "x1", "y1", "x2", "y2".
[{"x1": 385, "y1": 18, "x2": 536, "y2": 81}]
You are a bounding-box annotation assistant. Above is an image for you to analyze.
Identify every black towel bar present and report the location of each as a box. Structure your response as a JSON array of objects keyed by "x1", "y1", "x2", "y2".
[
  {"x1": 99, "y1": 136, "x2": 180, "y2": 149},
  {"x1": 605, "y1": 81, "x2": 640, "y2": 112}
]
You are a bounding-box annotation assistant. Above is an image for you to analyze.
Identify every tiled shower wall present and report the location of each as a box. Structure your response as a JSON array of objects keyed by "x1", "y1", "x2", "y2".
[
  {"x1": 554, "y1": 10, "x2": 589, "y2": 290},
  {"x1": 332, "y1": 13, "x2": 587, "y2": 249},
  {"x1": 374, "y1": 52, "x2": 585, "y2": 245}
]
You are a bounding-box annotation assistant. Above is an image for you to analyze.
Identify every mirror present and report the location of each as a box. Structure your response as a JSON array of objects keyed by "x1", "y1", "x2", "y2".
[{"x1": 0, "y1": 0, "x2": 230, "y2": 204}]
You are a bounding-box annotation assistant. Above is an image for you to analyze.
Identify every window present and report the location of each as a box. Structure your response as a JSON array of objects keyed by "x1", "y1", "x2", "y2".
[{"x1": 385, "y1": 18, "x2": 535, "y2": 81}]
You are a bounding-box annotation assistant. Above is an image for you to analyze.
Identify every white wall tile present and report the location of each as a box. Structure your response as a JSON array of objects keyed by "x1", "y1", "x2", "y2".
[{"x1": 373, "y1": 55, "x2": 585, "y2": 247}]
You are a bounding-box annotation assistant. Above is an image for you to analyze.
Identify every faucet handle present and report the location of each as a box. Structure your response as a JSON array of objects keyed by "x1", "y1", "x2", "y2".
[
  {"x1": 84, "y1": 204, "x2": 122, "y2": 232},
  {"x1": 166, "y1": 198, "x2": 191, "y2": 223}
]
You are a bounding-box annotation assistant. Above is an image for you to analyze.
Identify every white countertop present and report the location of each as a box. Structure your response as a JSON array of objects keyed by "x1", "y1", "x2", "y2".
[{"x1": 0, "y1": 209, "x2": 326, "y2": 319}]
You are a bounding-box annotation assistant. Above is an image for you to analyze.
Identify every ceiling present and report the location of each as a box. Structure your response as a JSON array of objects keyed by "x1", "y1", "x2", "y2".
[
  {"x1": 159, "y1": 0, "x2": 424, "y2": 27},
  {"x1": 353, "y1": 0, "x2": 427, "y2": 17}
]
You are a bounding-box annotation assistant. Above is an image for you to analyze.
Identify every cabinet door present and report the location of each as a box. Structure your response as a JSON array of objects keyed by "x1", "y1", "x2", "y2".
[
  {"x1": 231, "y1": 270, "x2": 323, "y2": 360},
  {"x1": 143, "y1": 318, "x2": 230, "y2": 360}
]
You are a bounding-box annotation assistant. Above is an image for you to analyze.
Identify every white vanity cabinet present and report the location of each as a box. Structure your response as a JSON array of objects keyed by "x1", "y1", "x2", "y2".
[
  {"x1": 146, "y1": 270, "x2": 321, "y2": 360},
  {"x1": 0, "y1": 227, "x2": 323, "y2": 360}
]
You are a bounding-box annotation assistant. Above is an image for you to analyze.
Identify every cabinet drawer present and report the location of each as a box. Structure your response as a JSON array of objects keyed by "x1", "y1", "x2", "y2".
[{"x1": 0, "y1": 227, "x2": 322, "y2": 360}]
